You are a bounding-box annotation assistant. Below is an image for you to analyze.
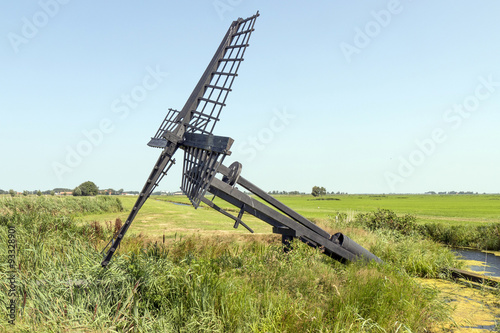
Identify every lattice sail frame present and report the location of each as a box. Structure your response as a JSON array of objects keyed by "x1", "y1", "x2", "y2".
[
  {"x1": 149, "y1": 13, "x2": 258, "y2": 147},
  {"x1": 187, "y1": 15, "x2": 257, "y2": 135},
  {"x1": 181, "y1": 147, "x2": 226, "y2": 208},
  {"x1": 179, "y1": 132, "x2": 234, "y2": 207},
  {"x1": 152, "y1": 108, "x2": 181, "y2": 143}
]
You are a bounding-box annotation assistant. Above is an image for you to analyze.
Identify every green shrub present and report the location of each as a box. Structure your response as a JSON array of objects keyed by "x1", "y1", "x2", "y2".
[{"x1": 355, "y1": 209, "x2": 419, "y2": 235}]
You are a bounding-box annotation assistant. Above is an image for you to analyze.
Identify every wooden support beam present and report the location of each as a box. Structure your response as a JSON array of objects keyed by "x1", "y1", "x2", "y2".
[{"x1": 446, "y1": 267, "x2": 500, "y2": 287}]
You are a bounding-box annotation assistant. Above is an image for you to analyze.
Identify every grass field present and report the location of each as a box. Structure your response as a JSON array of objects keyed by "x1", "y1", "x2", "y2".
[
  {"x1": 79, "y1": 194, "x2": 500, "y2": 242},
  {"x1": 261, "y1": 194, "x2": 500, "y2": 225},
  {"x1": 80, "y1": 196, "x2": 272, "y2": 240}
]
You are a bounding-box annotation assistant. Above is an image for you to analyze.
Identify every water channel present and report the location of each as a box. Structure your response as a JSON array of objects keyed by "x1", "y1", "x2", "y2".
[
  {"x1": 453, "y1": 249, "x2": 500, "y2": 278},
  {"x1": 170, "y1": 201, "x2": 191, "y2": 207},
  {"x1": 435, "y1": 249, "x2": 500, "y2": 332}
]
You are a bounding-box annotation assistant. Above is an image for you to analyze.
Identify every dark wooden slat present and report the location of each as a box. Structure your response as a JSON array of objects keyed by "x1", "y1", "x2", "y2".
[
  {"x1": 198, "y1": 97, "x2": 226, "y2": 106},
  {"x1": 212, "y1": 71, "x2": 238, "y2": 77},
  {"x1": 447, "y1": 267, "x2": 500, "y2": 287},
  {"x1": 205, "y1": 84, "x2": 232, "y2": 91},
  {"x1": 232, "y1": 28, "x2": 254, "y2": 37},
  {"x1": 235, "y1": 12, "x2": 259, "y2": 24},
  {"x1": 219, "y1": 58, "x2": 244, "y2": 62},
  {"x1": 226, "y1": 44, "x2": 249, "y2": 49},
  {"x1": 182, "y1": 132, "x2": 233, "y2": 154}
]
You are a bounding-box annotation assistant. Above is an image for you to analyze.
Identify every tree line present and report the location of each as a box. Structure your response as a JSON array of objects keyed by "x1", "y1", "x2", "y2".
[
  {"x1": 0, "y1": 189, "x2": 53, "y2": 197},
  {"x1": 1, "y1": 181, "x2": 127, "y2": 197},
  {"x1": 265, "y1": 187, "x2": 348, "y2": 196}
]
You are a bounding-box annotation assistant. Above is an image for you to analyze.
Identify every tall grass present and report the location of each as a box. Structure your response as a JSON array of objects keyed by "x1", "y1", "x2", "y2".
[
  {"x1": 354, "y1": 209, "x2": 500, "y2": 251},
  {"x1": 322, "y1": 212, "x2": 462, "y2": 279},
  {"x1": 0, "y1": 198, "x2": 465, "y2": 332},
  {"x1": 0, "y1": 195, "x2": 123, "y2": 216},
  {"x1": 421, "y1": 222, "x2": 500, "y2": 250},
  {"x1": 0, "y1": 212, "x2": 453, "y2": 332},
  {"x1": 368, "y1": 230, "x2": 461, "y2": 278}
]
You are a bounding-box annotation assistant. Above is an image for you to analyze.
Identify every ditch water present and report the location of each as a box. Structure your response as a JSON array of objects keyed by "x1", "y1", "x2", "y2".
[
  {"x1": 419, "y1": 249, "x2": 500, "y2": 332},
  {"x1": 453, "y1": 249, "x2": 500, "y2": 278},
  {"x1": 170, "y1": 201, "x2": 190, "y2": 206}
]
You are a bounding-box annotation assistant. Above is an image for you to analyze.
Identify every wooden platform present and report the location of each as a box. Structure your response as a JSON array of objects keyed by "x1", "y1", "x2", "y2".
[{"x1": 446, "y1": 267, "x2": 500, "y2": 287}]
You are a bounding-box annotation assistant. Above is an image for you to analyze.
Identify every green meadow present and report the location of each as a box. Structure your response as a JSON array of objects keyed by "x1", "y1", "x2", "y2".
[
  {"x1": 80, "y1": 194, "x2": 500, "y2": 240},
  {"x1": 271, "y1": 194, "x2": 500, "y2": 225}
]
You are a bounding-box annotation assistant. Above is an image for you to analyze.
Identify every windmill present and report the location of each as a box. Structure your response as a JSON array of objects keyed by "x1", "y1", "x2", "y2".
[{"x1": 101, "y1": 11, "x2": 381, "y2": 268}]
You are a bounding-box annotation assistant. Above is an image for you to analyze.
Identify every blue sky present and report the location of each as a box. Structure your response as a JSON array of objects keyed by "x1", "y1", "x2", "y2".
[{"x1": 1, "y1": 1, "x2": 499, "y2": 194}]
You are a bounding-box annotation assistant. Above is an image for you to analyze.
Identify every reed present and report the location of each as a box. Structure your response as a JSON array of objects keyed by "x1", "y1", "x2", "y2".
[
  {"x1": 353, "y1": 208, "x2": 500, "y2": 251},
  {"x1": 0, "y1": 195, "x2": 123, "y2": 216},
  {"x1": 421, "y1": 222, "x2": 500, "y2": 250}
]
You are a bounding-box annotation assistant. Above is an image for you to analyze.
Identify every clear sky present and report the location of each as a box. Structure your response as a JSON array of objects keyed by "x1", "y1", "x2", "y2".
[{"x1": 1, "y1": 1, "x2": 499, "y2": 194}]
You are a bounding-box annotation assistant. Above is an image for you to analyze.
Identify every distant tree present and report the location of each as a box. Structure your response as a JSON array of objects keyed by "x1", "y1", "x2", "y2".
[
  {"x1": 312, "y1": 186, "x2": 319, "y2": 197},
  {"x1": 36, "y1": 190, "x2": 42, "y2": 196},
  {"x1": 9, "y1": 189, "x2": 16, "y2": 197},
  {"x1": 53, "y1": 188, "x2": 71, "y2": 193},
  {"x1": 74, "y1": 181, "x2": 99, "y2": 196},
  {"x1": 312, "y1": 186, "x2": 326, "y2": 197},
  {"x1": 22, "y1": 190, "x2": 29, "y2": 196},
  {"x1": 50, "y1": 190, "x2": 55, "y2": 196},
  {"x1": 73, "y1": 187, "x2": 83, "y2": 196}
]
